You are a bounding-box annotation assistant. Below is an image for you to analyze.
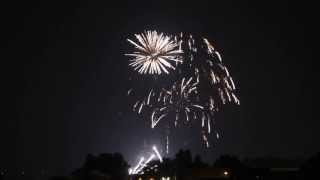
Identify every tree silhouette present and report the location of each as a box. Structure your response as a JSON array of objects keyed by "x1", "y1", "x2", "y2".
[
  {"x1": 158, "y1": 158, "x2": 175, "y2": 177},
  {"x1": 193, "y1": 154, "x2": 208, "y2": 168},
  {"x1": 49, "y1": 176, "x2": 70, "y2": 180},
  {"x1": 300, "y1": 152, "x2": 320, "y2": 179},
  {"x1": 73, "y1": 153, "x2": 129, "y2": 180},
  {"x1": 174, "y1": 149, "x2": 193, "y2": 179}
]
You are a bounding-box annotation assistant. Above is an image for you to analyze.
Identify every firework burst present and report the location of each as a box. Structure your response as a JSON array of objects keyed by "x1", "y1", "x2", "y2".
[
  {"x1": 126, "y1": 30, "x2": 239, "y2": 150},
  {"x1": 126, "y1": 30, "x2": 183, "y2": 75}
]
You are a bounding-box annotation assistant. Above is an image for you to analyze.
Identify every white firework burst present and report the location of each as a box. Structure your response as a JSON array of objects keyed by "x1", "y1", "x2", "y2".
[{"x1": 126, "y1": 30, "x2": 183, "y2": 75}]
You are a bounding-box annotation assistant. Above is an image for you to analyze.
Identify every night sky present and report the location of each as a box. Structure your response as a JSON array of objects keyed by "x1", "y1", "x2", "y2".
[{"x1": 2, "y1": 0, "x2": 318, "y2": 176}]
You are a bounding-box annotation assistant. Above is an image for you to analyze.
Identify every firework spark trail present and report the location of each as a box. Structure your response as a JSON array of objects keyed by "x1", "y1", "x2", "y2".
[
  {"x1": 135, "y1": 154, "x2": 155, "y2": 174},
  {"x1": 152, "y1": 146, "x2": 163, "y2": 162},
  {"x1": 145, "y1": 154, "x2": 156, "y2": 164},
  {"x1": 166, "y1": 135, "x2": 169, "y2": 154},
  {"x1": 202, "y1": 133, "x2": 210, "y2": 148},
  {"x1": 126, "y1": 30, "x2": 240, "y2": 149},
  {"x1": 132, "y1": 157, "x2": 144, "y2": 174}
]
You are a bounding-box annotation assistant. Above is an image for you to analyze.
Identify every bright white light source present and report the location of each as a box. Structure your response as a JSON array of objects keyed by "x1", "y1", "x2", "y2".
[{"x1": 224, "y1": 171, "x2": 228, "y2": 176}]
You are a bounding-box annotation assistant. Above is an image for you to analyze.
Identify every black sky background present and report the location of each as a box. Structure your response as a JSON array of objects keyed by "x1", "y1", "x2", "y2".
[{"x1": 2, "y1": 0, "x2": 318, "y2": 176}]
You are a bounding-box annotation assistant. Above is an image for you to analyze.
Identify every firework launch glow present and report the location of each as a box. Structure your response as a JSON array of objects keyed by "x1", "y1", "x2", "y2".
[
  {"x1": 130, "y1": 145, "x2": 162, "y2": 175},
  {"x1": 126, "y1": 30, "x2": 240, "y2": 150}
]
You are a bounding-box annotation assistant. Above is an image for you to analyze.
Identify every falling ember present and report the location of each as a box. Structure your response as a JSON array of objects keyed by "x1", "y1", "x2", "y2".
[
  {"x1": 166, "y1": 135, "x2": 169, "y2": 154},
  {"x1": 202, "y1": 134, "x2": 210, "y2": 148},
  {"x1": 208, "y1": 118, "x2": 211, "y2": 134},
  {"x1": 127, "y1": 88, "x2": 133, "y2": 95}
]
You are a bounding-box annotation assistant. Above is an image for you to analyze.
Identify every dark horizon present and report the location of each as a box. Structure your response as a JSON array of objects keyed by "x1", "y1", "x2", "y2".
[{"x1": 2, "y1": 0, "x2": 318, "y2": 175}]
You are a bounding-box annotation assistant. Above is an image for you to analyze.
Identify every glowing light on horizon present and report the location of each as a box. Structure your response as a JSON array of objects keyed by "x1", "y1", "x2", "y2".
[{"x1": 131, "y1": 146, "x2": 163, "y2": 175}]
